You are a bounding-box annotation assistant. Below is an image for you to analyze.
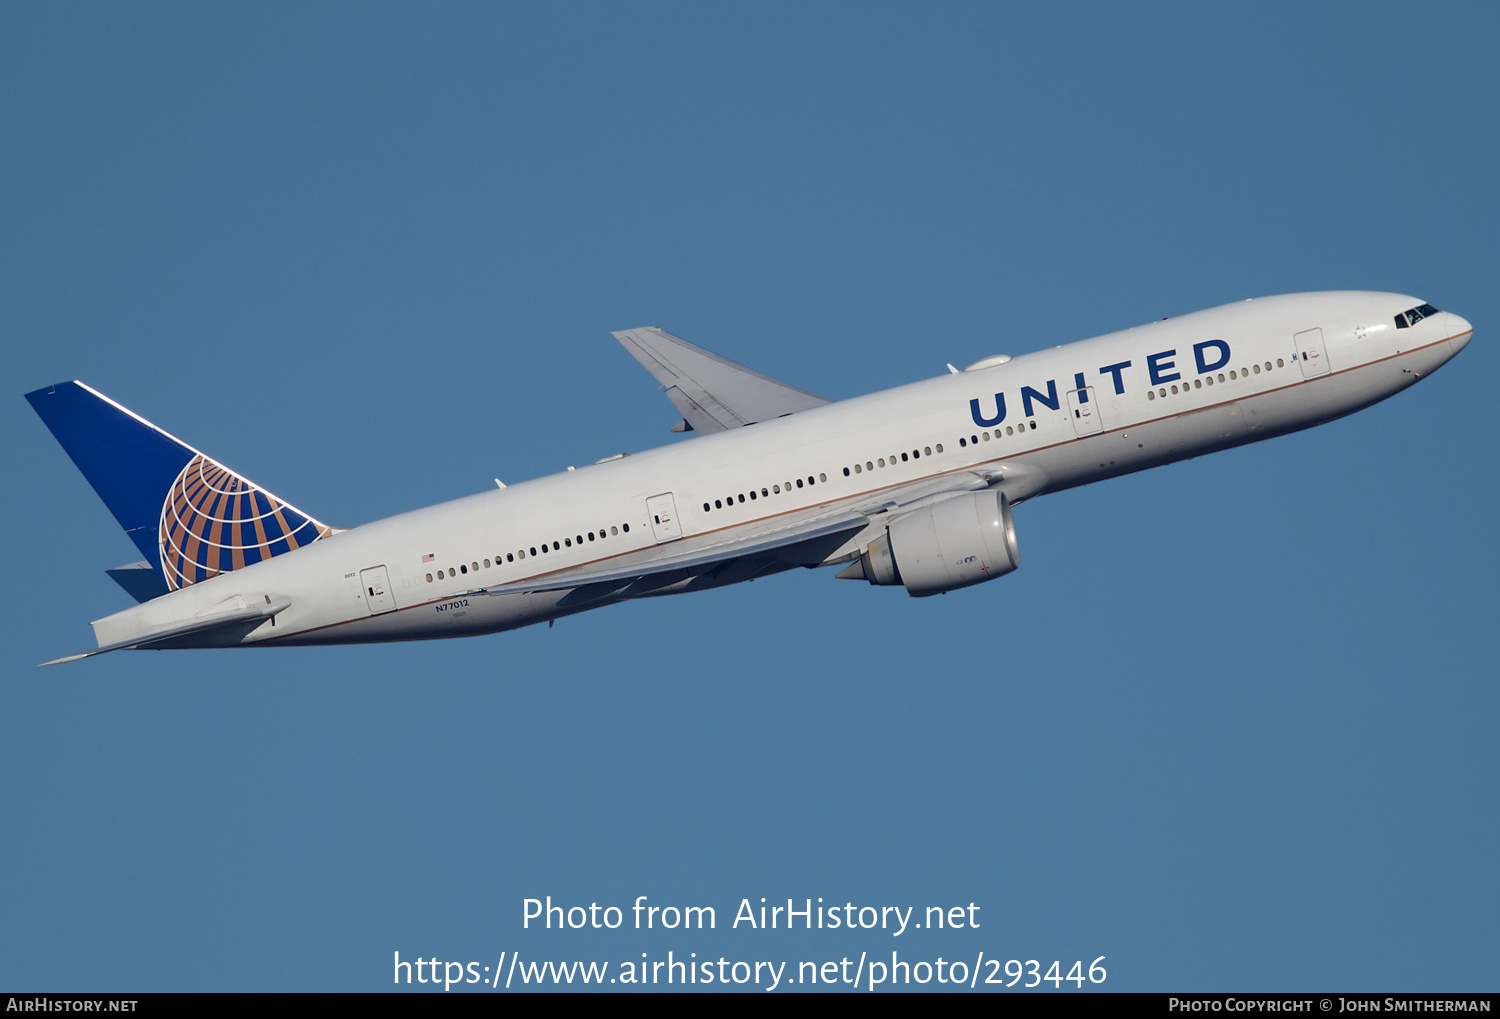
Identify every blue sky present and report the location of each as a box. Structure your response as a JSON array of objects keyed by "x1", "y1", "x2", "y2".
[{"x1": 2, "y1": 3, "x2": 1496, "y2": 991}]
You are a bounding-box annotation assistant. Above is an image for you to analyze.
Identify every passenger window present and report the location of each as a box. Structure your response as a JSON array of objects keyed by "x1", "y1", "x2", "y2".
[
  {"x1": 1265, "y1": 362, "x2": 1272, "y2": 371},
  {"x1": 819, "y1": 473, "x2": 827, "y2": 482},
  {"x1": 1253, "y1": 364, "x2": 1261, "y2": 374},
  {"x1": 553, "y1": 541, "x2": 560, "y2": 550},
  {"x1": 854, "y1": 463, "x2": 862, "y2": 473},
  {"x1": 981, "y1": 432, "x2": 990, "y2": 442},
  {"x1": 1159, "y1": 388, "x2": 1166, "y2": 397},
  {"x1": 901, "y1": 453, "x2": 909, "y2": 461},
  {"x1": 1276, "y1": 358, "x2": 1284, "y2": 368},
  {"x1": 865, "y1": 462, "x2": 873, "y2": 471},
  {"x1": 1229, "y1": 371, "x2": 1236, "y2": 379},
  {"x1": 1006, "y1": 426, "x2": 1014, "y2": 435},
  {"x1": 761, "y1": 488, "x2": 769, "y2": 497},
  {"x1": 484, "y1": 559, "x2": 491, "y2": 568},
  {"x1": 449, "y1": 568, "x2": 456, "y2": 577},
  {"x1": 843, "y1": 467, "x2": 851, "y2": 476},
  {"x1": 749, "y1": 490, "x2": 757, "y2": 499},
  {"x1": 588, "y1": 532, "x2": 595, "y2": 541},
  {"x1": 622, "y1": 524, "x2": 629, "y2": 532},
  {"x1": 1218, "y1": 373, "x2": 1225, "y2": 382},
  {"x1": 796, "y1": 479, "x2": 803, "y2": 488},
  {"x1": 773, "y1": 484, "x2": 781, "y2": 493},
  {"x1": 959, "y1": 438, "x2": 967, "y2": 447},
  {"x1": 611, "y1": 526, "x2": 619, "y2": 535},
  {"x1": 1029, "y1": 421, "x2": 1037, "y2": 430},
  {"x1": 877, "y1": 459, "x2": 885, "y2": 468},
  {"x1": 507, "y1": 553, "x2": 514, "y2": 563},
  {"x1": 1171, "y1": 385, "x2": 1178, "y2": 394},
  {"x1": 935, "y1": 444, "x2": 943, "y2": 453},
  {"x1": 1194, "y1": 379, "x2": 1201, "y2": 389},
  {"x1": 564, "y1": 538, "x2": 571, "y2": 547},
  {"x1": 1148, "y1": 390, "x2": 1155, "y2": 400},
  {"x1": 425, "y1": 573, "x2": 433, "y2": 583}
]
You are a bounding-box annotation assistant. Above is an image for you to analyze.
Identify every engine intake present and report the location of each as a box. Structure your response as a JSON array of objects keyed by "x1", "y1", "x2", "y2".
[{"x1": 844, "y1": 491, "x2": 1020, "y2": 597}]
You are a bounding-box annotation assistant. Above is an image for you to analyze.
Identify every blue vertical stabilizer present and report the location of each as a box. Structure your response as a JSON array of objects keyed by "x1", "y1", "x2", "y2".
[{"x1": 26, "y1": 382, "x2": 332, "y2": 591}]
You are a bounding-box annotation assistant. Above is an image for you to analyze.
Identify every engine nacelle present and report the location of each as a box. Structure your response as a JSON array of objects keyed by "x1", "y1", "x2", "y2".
[{"x1": 851, "y1": 491, "x2": 1019, "y2": 597}]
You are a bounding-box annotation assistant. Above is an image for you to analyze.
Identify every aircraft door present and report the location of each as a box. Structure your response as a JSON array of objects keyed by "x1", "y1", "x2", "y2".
[
  {"x1": 359, "y1": 565, "x2": 397, "y2": 615},
  {"x1": 1067, "y1": 386, "x2": 1103, "y2": 436},
  {"x1": 646, "y1": 493, "x2": 683, "y2": 543},
  {"x1": 1295, "y1": 328, "x2": 1330, "y2": 378}
]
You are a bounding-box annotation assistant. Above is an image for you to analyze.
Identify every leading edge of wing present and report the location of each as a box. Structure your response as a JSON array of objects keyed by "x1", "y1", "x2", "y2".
[
  {"x1": 476, "y1": 511, "x2": 869, "y2": 597},
  {"x1": 612, "y1": 327, "x2": 831, "y2": 434}
]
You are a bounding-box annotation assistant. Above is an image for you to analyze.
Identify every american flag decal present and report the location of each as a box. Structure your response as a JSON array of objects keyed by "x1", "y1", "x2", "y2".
[{"x1": 422, "y1": 553, "x2": 435, "y2": 562}]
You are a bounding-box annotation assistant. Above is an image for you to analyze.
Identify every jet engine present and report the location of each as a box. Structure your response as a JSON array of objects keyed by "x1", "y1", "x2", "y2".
[{"x1": 840, "y1": 490, "x2": 1020, "y2": 597}]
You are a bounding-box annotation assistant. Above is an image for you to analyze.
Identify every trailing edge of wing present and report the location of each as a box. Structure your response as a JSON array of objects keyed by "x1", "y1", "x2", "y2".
[
  {"x1": 478, "y1": 512, "x2": 869, "y2": 597},
  {"x1": 613, "y1": 327, "x2": 831, "y2": 434}
]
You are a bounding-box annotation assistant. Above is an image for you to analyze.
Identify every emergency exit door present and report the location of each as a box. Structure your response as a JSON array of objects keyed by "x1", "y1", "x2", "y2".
[
  {"x1": 1295, "y1": 328, "x2": 1330, "y2": 378},
  {"x1": 360, "y1": 565, "x2": 396, "y2": 615},
  {"x1": 1067, "y1": 386, "x2": 1102, "y2": 436},
  {"x1": 646, "y1": 493, "x2": 683, "y2": 543}
]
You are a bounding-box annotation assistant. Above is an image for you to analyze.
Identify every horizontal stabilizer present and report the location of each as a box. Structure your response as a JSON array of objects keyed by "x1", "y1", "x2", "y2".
[
  {"x1": 40, "y1": 595, "x2": 291, "y2": 666},
  {"x1": 106, "y1": 561, "x2": 172, "y2": 603},
  {"x1": 613, "y1": 327, "x2": 830, "y2": 433}
]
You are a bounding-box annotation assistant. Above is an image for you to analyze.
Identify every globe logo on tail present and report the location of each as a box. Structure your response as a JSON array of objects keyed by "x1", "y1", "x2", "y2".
[{"x1": 158, "y1": 454, "x2": 332, "y2": 591}]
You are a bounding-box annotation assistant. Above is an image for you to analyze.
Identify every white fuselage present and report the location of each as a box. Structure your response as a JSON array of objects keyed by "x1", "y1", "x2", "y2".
[{"x1": 91, "y1": 291, "x2": 1471, "y2": 651}]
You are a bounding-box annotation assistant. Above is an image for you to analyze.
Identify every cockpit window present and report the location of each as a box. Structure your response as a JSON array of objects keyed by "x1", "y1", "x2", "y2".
[{"x1": 1394, "y1": 303, "x2": 1441, "y2": 329}]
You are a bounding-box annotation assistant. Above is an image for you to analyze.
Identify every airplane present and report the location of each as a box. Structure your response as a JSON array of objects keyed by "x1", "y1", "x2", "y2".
[{"x1": 25, "y1": 291, "x2": 1472, "y2": 665}]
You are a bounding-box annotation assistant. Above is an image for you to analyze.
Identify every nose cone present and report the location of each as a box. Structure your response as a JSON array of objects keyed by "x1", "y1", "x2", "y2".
[{"x1": 1446, "y1": 312, "x2": 1473, "y2": 355}]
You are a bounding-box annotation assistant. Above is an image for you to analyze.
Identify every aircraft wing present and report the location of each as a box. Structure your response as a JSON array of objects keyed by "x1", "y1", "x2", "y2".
[
  {"x1": 613, "y1": 327, "x2": 832, "y2": 433},
  {"x1": 475, "y1": 466, "x2": 1020, "y2": 601},
  {"x1": 474, "y1": 510, "x2": 876, "y2": 606},
  {"x1": 477, "y1": 510, "x2": 869, "y2": 599}
]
